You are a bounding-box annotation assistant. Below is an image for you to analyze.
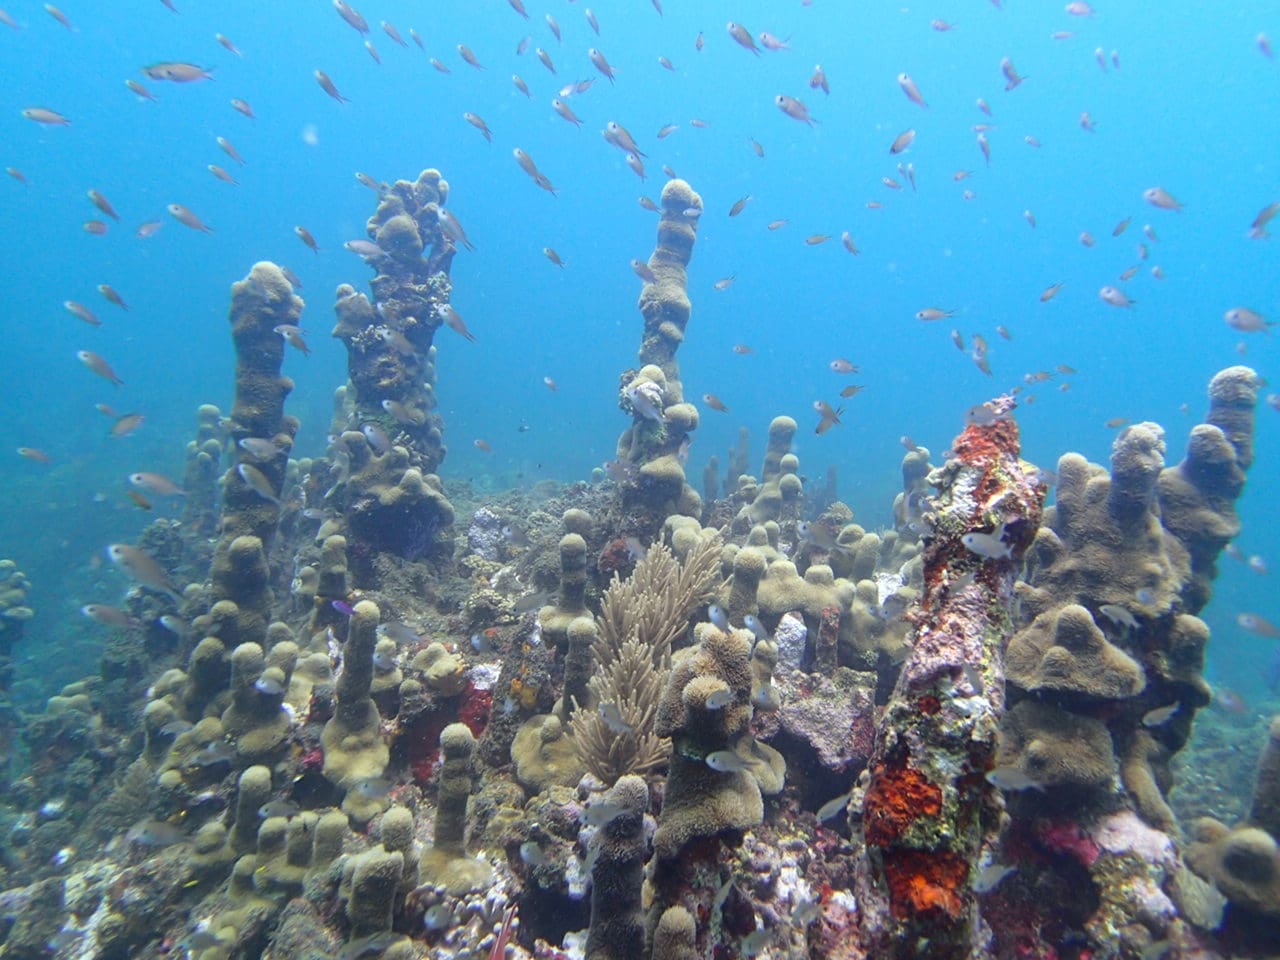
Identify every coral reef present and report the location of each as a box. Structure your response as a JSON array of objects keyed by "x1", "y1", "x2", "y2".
[
  {"x1": 328, "y1": 429, "x2": 456, "y2": 571},
  {"x1": 1188, "y1": 714, "x2": 1280, "y2": 936},
  {"x1": 420, "y1": 723, "x2": 493, "y2": 894},
  {"x1": 180, "y1": 403, "x2": 224, "y2": 557},
  {"x1": 299, "y1": 167, "x2": 468, "y2": 576},
  {"x1": 977, "y1": 367, "x2": 1259, "y2": 959},
  {"x1": 585, "y1": 775, "x2": 649, "y2": 960},
  {"x1": 647, "y1": 617, "x2": 785, "y2": 944},
  {"x1": 0, "y1": 142, "x2": 1265, "y2": 960}
]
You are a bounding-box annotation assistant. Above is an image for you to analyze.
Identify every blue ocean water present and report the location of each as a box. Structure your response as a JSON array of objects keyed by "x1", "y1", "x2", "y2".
[{"x1": 1, "y1": 0, "x2": 1276, "y2": 705}]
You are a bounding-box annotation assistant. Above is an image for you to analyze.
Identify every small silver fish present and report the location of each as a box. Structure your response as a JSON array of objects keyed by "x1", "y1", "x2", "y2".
[
  {"x1": 344, "y1": 239, "x2": 386, "y2": 258},
  {"x1": 741, "y1": 928, "x2": 774, "y2": 957},
  {"x1": 126, "y1": 819, "x2": 186, "y2": 846},
  {"x1": 705, "y1": 688, "x2": 734, "y2": 710},
  {"x1": 599, "y1": 701, "x2": 633, "y2": 734},
  {"x1": 81, "y1": 604, "x2": 134, "y2": 628},
  {"x1": 106, "y1": 543, "x2": 181, "y2": 599},
  {"x1": 947, "y1": 570, "x2": 977, "y2": 596},
  {"x1": 237, "y1": 437, "x2": 279, "y2": 460},
  {"x1": 351, "y1": 777, "x2": 392, "y2": 800},
  {"x1": 258, "y1": 800, "x2": 300, "y2": 819},
  {"x1": 985, "y1": 766, "x2": 1045, "y2": 792},
  {"x1": 1098, "y1": 604, "x2": 1139, "y2": 631},
  {"x1": 974, "y1": 863, "x2": 1016, "y2": 893},
  {"x1": 707, "y1": 604, "x2": 729, "y2": 629},
  {"x1": 337, "y1": 933, "x2": 403, "y2": 960},
  {"x1": 423, "y1": 904, "x2": 454, "y2": 931},
  {"x1": 793, "y1": 898, "x2": 821, "y2": 926},
  {"x1": 254, "y1": 674, "x2": 285, "y2": 695},
  {"x1": 237, "y1": 463, "x2": 280, "y2": 505},
  {"x1": 742, "y1": 615, "x2": 770, "y2": 642},
  {"x1": 377, "y1": 326, "x2": 416, "y2": 356},
  {"x1": 177, "y1": 929, "x2": 226, "y2": 953},
  {"x1": 158, "y1": 614, "x2": 186, "y2": 635},
  {"x1": 798, "y1": 521, "x2": 852, "y2": 554},
  {"x1": 514, "y1": 590, "x2": 552, "y2": 613},
  {"x1": 624, "y1": 382, "x2": 664, "y2": 422},
  {"x1": 1141, "y1": 703, "x2": 1180, "y2": 727},
  {"x1": 751, "y1": 684, "x2": 777, "y2": 710},
  {"x1": 710, "y1": 878, "x2": 734, "y2": 918},
  {"x1": 191, "y1": 741, "x2": 236, "y2": 766},
  {"x1": 582, "y1": 801, "x2": 627, "y2": 826},
  {"x1": 382, "y1": 399, "x2": 425, "y2": 425},
  {"x1": 966, "y1": 403, "x2": 1011, "y2": 427},
  {"x1": 960, "y1": 663, "x2": 984, "y2": 695},
  {"x1": 377, "y1": 622, "x2": 419, "y2": 644},
  {"x1": 961, "y1": 523, "x2": 1012, "y2": 560},
  {"x1": 520, "y1": 840, "x2": 546, "y2": 866},
  {"x1": 705, "y1": 750, "x2": 747, "y2": 773},
  {"x1": 362, "y1": 423, "x2": 393, "y2": 454}
]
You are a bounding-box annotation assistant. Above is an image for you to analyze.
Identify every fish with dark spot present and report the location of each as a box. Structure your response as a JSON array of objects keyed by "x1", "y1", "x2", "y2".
[
  {"x1": 126, "y1": 819, "x2": 186, "y2": 846},
  {"x1": 258, "y1": 800, "x2": 301, "y2": 819}
]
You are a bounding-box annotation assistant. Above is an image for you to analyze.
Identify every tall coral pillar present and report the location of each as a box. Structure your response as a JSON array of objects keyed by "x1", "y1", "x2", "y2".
[
  {"x1": 331, "y1": 168, "x2": 457, "y2": 474},
  {"x1": 326, "y1": 169, "x2": 459, "y2": 568},
  {"x1": 207, "y1": 262, "x2": 301, "y2": 646},
  {"x1": 854, "y1": 398, "x2": 1044, "y2": 959},
  {"x1": 614, "y1": 179, "x2": 704, "y2": 536}
]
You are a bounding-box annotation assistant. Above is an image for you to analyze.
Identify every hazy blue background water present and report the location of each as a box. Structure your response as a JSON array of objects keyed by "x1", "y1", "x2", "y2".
[{"x1": 1, "y1": 0, "x2": 1277, "y2": 709}]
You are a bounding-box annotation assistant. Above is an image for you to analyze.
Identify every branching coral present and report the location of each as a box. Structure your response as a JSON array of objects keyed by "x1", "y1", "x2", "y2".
[{"x1": 569, "y1": 535, "x2": 721, "y2": 785}]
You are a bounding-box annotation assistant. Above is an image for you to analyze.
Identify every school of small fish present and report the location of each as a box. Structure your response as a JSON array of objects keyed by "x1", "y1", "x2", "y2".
[{"x1": 5, "y1": 0, "x2": 1275, "y2": 479}]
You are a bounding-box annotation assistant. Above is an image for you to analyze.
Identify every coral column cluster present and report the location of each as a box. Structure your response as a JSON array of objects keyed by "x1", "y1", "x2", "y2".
[{"x1": 991, "y1": 369, "x2": 1260, "y2": 955}]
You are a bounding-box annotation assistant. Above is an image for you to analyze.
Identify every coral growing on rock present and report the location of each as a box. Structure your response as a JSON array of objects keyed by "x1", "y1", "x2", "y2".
[{"x1": 852, "y1": 394, "x2": 1043, "y2": 960}]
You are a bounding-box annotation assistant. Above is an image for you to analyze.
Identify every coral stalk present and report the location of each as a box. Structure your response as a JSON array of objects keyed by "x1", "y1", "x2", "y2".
[{"x1": 854, "y1": 397, "x2": 1044, "y2": 959}]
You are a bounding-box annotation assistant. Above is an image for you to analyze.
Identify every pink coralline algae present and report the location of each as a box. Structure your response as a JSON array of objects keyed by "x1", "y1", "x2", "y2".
[{"x1": 1035, "y1": 819, "x2": 1100, "y2": 867}]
